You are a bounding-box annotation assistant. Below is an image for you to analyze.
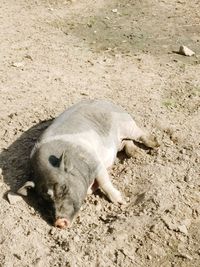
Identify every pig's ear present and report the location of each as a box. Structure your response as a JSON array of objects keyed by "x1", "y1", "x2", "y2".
[
  {"x1": 17, "y1": 181, "x2": 35, "y2": 196},
  {"x1": 59, "y1": 151, "x2": 73, "y2": 172}
]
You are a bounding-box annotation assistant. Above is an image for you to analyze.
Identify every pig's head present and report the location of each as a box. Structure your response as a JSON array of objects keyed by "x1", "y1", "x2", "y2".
[{"x1": 18, "y1": 148, "x2": 93, "y2": 229}]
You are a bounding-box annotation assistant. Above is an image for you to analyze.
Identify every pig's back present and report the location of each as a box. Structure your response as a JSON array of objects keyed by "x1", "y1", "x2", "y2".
[
  {"x1": 36, "y1": 100, "x2": 132, "y2": 167},
  {"x1": 42, "y1": 99, "x2": 129, "y2": 138}
]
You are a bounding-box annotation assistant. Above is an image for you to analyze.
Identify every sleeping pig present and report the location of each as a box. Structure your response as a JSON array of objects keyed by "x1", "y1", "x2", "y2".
[{"x1": 18, "y1": 99, "x2": 159, "y2": 228}]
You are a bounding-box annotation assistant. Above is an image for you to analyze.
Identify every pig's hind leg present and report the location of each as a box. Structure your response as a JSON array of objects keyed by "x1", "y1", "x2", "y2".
[
  {"x1": 96, "y1": 166, "x2": 126, "y2": 205},
  {"x1": 122, "y1": 119, "x2": 159, "y2": 150},
  {"x1": 120, "y1": 140, "x2": 142, "y2": 158}
]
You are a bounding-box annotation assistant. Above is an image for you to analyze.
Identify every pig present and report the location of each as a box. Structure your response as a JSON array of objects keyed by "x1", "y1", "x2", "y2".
[{"x1": 18, "y1": 99, "x2": 159, "y2": 229}]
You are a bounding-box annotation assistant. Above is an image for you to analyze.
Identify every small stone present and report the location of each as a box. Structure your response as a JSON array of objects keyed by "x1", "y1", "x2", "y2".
[
  {"x1": 152, "y1": 244, "x2": 166, "y2": 257},
  {"x1": 178, "y1": 225, "x2": 188, "y2": 235},
  {"x1": 121, "y1": 248, "x2": 135, "y2": 261},
  {"x1": 125, "y1": 169, "x2": 132, "y2": 175},
  {"x1": 178, "y1": 252, "x2": 193, "y2": 260},
  {"x1": 49, "y1": 228, "x2": 56, "y2": 235},
  {"x1": 150, "y1": 224, "x2": 156, "y2": 232},
  {"x1": 24, "y1": 55, "x2": 33, "y2": 60},
  {"x1": 184, "y1": 168, "x2": 195, "y2": 183},
  {"x1": 7, "y1": 191, "x2": 23, "y2": 205},
  {"x1": 181, "y1": 219, "x2": 191, "y2": 228},
  {"x1": 184, "y1": 174, "x2": 191, "y2": 182},
  {"x1": 147, "y1": 254, "x2": 152, "y2": 260},
  {"x1": 73, "y1": 235, "x2": 80, "y2": 242},
  {"x1": 179, "y1": 45, "x2": 195, "y2": 56},
  {"x1": 11, "y1": 62, "x2": 25, "y2": 68},
  {"x1": 14, "y1": 254, "x2": 21, "y2": 260},
  {"x1": 112, "y1": 9, "x2": 118, "y2": 13}
]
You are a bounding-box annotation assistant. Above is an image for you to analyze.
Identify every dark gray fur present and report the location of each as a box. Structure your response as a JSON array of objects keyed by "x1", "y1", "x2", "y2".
[{"x1": 31, "y1": 140, "x2": 98, "y2": 221}]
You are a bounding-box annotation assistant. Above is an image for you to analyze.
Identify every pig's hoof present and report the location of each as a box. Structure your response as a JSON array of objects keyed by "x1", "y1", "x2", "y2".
[
  {"x1": 141, "y1": 134, "x2": 160, "y2": 149},
  {"x1": 109, "y1": 189, "x2": 126, "y2": 205}
]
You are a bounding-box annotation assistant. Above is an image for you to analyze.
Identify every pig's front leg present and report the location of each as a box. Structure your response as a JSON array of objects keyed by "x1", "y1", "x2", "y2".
[{"x1": 96, "y1": 166, "x2": 126, "y2": 205}]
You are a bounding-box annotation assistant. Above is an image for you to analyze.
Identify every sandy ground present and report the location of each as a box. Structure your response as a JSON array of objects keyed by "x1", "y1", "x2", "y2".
[{"x1": 0, "y1": 0, "x2": 200, "y2": 266}]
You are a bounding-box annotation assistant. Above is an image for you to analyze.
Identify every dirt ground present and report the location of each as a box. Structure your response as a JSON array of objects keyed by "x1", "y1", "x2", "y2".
[{"x1": 0, "y1": 0, "x2": 200, "y2": 266}]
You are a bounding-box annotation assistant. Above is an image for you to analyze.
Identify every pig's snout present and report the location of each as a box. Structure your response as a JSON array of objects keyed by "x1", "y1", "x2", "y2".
[{"x1": 54, "y1": 218, "x2": 70, "y2": 229}]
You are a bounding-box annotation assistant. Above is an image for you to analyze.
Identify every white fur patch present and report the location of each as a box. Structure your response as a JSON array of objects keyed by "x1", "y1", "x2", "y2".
[
  {"x1": 30, "y1": 131, "x2": 117, "y2": 168},
  {"x1": 30, "y1": 131, "x2": 98, "y2": 158}
]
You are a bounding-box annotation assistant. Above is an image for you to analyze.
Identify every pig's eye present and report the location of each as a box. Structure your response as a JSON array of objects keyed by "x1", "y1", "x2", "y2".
[
  {"x1": 54, "y1": 183, "x2": 69, "y2": 198},
  {"x1": 49, "y1": 155, "x2": 60, "y2": 167}
]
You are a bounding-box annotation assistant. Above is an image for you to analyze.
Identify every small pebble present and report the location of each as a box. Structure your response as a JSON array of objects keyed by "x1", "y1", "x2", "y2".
[
  {"x1": 14, "y1": 253, "x2": 22, "y2": 260},
  {"x1": 49, "y1": 228, "x2": 56, "y2": 235},
  {"x1": 24, "y1": 55, "x2": 33, "y2": 60},
  {"x1": 73, "y1": 235, "x2": 80, "y2": 242},
  {"x1": 11, "y1": 62, "x2": 25, "y2": 68},
  {"x1": 181, "y1": 219, "x2": 191, "y2": 228},
  {"x1": 178, "y1": 225, "x2": 188, "y2": 235},
  {"x1": 112, "y1": 9, "x2": 118, "y2": 13},
  {"x1": 185, "y1": 168, "x2": 195, "y2": 183},
  {"x1": 184, "y1": 174, "x2": 191, "y2": 182},
  {"x1": 179, "y1": 45, "x2": 195, "y2": 56},
  {"x1": 147, "y1": 254, "x2": 152, "y2": 260},
  {"x1": 125, "y1": 169, "x2": 132, "y2": 175}
]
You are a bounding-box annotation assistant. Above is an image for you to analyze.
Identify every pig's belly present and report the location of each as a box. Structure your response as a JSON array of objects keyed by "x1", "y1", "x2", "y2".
[
  {"x1": 92, "y1": 132, "x2": 119, "y2": 168},
  {"x1": 96, "y1": 145, "x2": 117, "y2": 168}
]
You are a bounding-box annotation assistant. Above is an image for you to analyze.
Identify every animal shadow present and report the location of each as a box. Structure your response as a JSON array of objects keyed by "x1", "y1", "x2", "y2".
[{"x1": 0, "y1": 119, "x2": 55, "y2": 225}]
